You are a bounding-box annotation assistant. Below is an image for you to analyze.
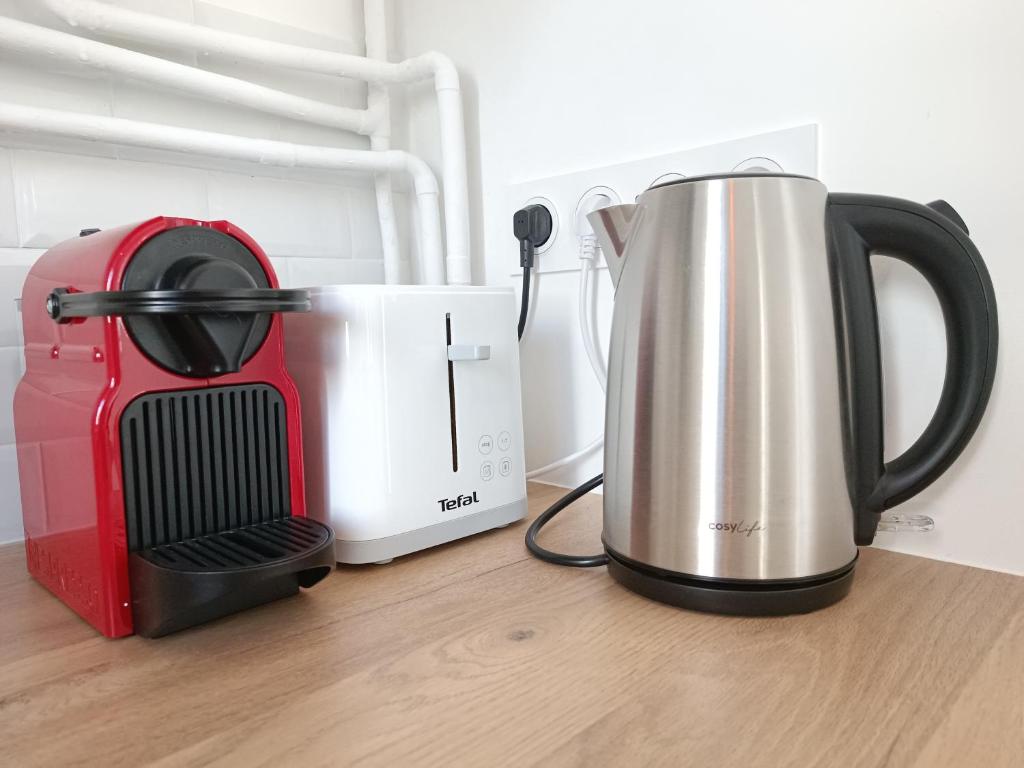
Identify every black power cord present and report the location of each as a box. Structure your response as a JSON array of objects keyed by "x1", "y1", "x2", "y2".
[
  {"x1": 513, "y1": 204, "x2": 552, "y2": 340},
  {"x1": 512, "y1": 202, "x2": 606, "y2": 568},
  {"x1": 517, "y1": 267, "x2": 531, "y2": 340},
  {"x1": 525, "y1": 473, "x2": 608, "y2": 567}
]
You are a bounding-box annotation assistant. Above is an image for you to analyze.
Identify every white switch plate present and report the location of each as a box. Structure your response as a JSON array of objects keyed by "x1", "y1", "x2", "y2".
[{"x1": 506, "y1": 124, "x2": 818, "y2": 275}]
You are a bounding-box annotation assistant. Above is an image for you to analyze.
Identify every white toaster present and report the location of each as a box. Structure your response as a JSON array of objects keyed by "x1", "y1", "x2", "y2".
[{"x1": 284, "y1": 284, "x2": 527, "y2": 563}]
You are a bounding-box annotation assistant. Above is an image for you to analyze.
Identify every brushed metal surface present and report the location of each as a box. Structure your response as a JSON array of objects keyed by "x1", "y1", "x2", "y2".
[{"x1": 596, "y1": 175, "x2": 857, "y2": 580}]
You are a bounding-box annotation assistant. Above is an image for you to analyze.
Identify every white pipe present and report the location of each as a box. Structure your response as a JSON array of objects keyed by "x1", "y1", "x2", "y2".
[
  {"x1": 0, "y1": 16, "x2": 378, "y2": 135},
  {"x1": 364, "y1": 0, "x2": 403, "y2": 285},
  {"x1": 39, "y1": 0, "x2": 473, "y2": 285},
  {"x1": 0, "y1": 103, "x2": 446, "y2": 285},
  {"x1": 43, "y1": 0, "x2": 446, "y2": 84},
  {"x1": 435, "y1": 80, "x2": 471, "y2": 285}
]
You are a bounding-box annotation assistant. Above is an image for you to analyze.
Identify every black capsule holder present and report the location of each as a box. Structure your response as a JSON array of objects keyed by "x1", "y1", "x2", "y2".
[{"x1": 48, "y1": 225, "x2": 312, "y2": 378}]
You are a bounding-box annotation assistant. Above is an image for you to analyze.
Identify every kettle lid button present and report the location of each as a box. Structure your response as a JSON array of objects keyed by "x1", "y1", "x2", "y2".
[{"x1": 925, "y1": 200, "x2": 969, "y2": 235}]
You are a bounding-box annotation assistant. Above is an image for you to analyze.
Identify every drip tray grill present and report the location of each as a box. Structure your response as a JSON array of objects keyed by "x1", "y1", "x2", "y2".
[
  {"x1": 140, "y1": 518, "x2": 329, "y2": 571},
  {"x1": 129, "y1": 516, "x2": 334, "y2": 638}
]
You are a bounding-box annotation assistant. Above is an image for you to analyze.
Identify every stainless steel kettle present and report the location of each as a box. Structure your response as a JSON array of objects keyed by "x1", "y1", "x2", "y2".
[{"x1": 583, "y1": 172, "x2": 998, "y2": 614}]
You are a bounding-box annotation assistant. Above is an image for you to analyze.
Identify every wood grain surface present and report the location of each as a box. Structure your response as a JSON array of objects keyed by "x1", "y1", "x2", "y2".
[{"x1": 0, "y1": 482, "x2": 1021, "y2": 767}]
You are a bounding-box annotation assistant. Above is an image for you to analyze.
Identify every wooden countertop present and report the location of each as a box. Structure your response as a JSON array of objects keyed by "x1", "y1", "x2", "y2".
[{"x1": 1, "y1": 483, "x2": 1022, "y2": 767}]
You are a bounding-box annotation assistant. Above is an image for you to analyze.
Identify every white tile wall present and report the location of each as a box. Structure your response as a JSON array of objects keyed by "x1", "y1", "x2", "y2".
[
  {"x1": 0, "y1": 150, "x2": 17, "y2": 248},
  {"x1": 0, "y1": 251, "x2": 41, "y2": 347},
  {"x1": 0, "y1": 444, "x2": 23, "y2": 543},
  {"x1": 287, "y1": 256, "x2": 384, "y2": 286},
  {"x1": 0, "y1": 346, "x2": 21, "y2": 445},
  {"x1": 196, "y1": 0, "x2": 361, "y2": 44},
  {"x1": 0, "y1": 61, "x2": 112, "y2": 116},
  {"x1": 207, "y1": 173, "x2": 351, "y2": 258},
  {"x1": 0, "y1": 0, "x2": 398, "y2": 544},
  {"x1": 12, "y1": 150, "x2": 211, "y2": 247},
  {"x1": 347, "y1": 187, "x2": 386, "y2": 260},
  {"x1": 110, "y1": 83, "x2": 284, "y2": 141},
  {"x1": 194, "y1": 1, "x2": 364, "y2": 106}
]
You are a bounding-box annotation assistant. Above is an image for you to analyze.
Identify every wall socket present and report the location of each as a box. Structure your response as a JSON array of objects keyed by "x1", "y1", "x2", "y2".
[{"x1": 506, "y1": 124, "x2": 818, "y2": 275}]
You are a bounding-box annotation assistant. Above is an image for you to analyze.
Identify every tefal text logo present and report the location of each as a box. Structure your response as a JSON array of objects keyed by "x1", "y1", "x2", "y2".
[{"x1": 437, "y1": 492, "x2": 479, "y2": 511}]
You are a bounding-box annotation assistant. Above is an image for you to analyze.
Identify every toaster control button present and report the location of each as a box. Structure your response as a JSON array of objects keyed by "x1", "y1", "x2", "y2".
[
  {"x1": 497, "y1": 431, "x2": 512, "y2": 451},
  {"x1": 480, "y1": 461, "x2": 494, "y2": 481},
  {"x1": 478, "y1": 435, "x2": 493, "y2": 454},
  {"x1": 499, "y1": 457, "x2": 512, "y2": 477}
]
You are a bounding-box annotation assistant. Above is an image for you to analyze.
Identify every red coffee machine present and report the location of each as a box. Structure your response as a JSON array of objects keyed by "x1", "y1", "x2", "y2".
[{"x1": 14, "y1": 217, "x2": 334, "y2": 638}]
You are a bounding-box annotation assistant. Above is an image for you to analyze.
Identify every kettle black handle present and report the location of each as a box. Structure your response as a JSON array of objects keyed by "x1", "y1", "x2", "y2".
[
  {"x1": 47, "y1": 287, "x2": 311, "y2": 323},
  {"x1": 827, "y1": 194, "x2": 998, "y2": 544}
]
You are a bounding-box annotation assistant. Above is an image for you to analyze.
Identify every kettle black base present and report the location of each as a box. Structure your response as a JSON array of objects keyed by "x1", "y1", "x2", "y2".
[{"x1": 605, "y1": 548, "x2": 857, "y2": 616}]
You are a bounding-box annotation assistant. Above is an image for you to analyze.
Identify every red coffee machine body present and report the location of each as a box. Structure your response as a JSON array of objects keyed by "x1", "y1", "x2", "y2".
[{"x1": 15, "y1": 217, "x2": 333, "y2": 638}]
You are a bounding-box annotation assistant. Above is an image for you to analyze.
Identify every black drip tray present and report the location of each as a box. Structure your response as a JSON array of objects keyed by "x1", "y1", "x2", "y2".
[
  {"x1": 140, "y1": 518, "x2": 331, "y2": 571},
  {"x1": 129, "y1": 517, "x2": 334, "y2": 638}
]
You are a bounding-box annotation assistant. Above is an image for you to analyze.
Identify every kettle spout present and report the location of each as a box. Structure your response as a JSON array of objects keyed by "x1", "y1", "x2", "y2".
[{"x1": 587, "y1": 204, "x2": 639, "y2": 290}]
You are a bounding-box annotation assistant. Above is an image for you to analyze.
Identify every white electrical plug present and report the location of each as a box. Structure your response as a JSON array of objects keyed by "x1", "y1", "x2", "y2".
[
  {"x1": 576, "y1": 193, "x2": 610, "y2": 239},
  {"x1": 572, "y1": 186, "x2": 619, "y2": 397},
  {"x1": 574, "y1": 186, "x2": 619, "y2": 263}
]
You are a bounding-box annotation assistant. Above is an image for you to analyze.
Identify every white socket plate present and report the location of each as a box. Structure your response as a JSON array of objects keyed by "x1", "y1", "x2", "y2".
[{"x1": 506, "y1": 124, "x2": 818, "y2": 275}]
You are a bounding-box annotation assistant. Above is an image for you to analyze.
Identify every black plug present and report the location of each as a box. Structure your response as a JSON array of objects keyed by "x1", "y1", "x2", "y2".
[
  {"x1": 513, "y1": 203, "x2": 552, "y2": 341},
  {"x1": 513, "y1": 204, "x2": 553, "y2": 269}
]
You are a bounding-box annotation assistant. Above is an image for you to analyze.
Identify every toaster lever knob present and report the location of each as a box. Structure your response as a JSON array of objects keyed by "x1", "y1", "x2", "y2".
[{"x1": 448, "y1": 344, "x2": 491, "y2": 361}]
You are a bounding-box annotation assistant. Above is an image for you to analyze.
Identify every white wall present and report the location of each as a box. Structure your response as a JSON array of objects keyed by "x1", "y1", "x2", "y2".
[
  {"x1": 0, "y1": 0, "x2": 404, "y2": 542},
  {"x1": 394, "y1": 0, "x2": 1024, "y2": 574}
]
